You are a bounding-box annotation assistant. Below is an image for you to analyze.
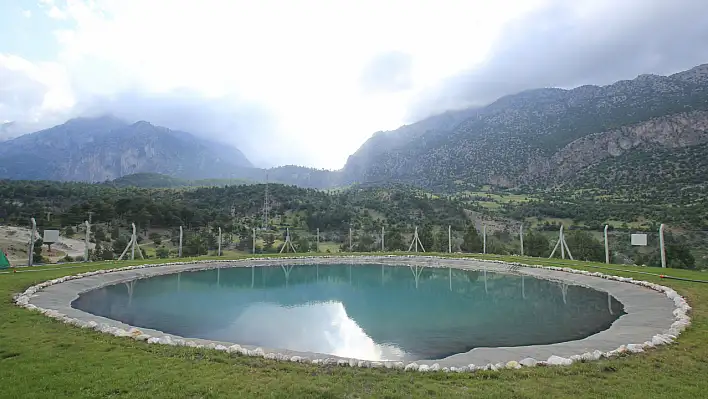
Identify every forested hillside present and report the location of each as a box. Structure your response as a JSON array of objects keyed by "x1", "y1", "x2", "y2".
[{"x1": 0, "y1": 180, "x2": 701, "y2": 269}]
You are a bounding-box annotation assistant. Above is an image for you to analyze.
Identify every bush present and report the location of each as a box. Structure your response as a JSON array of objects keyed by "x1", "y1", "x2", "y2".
[{"x1": 155, "y1": 246, "x2": 170, "y2": 259}]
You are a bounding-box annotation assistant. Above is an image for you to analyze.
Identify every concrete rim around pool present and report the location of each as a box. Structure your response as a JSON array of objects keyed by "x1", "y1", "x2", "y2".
[{"x1": 17, "y1": 256, "x2": 690, "y2": 371}]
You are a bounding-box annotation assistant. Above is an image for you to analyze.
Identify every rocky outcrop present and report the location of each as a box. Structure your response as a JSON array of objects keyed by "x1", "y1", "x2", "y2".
[
  {"x1": 526, "y1": 110, "x2": 708, "y2": 184},
  {"x1": 343, "y1": 63, "x2": 708, "y2": 191}
]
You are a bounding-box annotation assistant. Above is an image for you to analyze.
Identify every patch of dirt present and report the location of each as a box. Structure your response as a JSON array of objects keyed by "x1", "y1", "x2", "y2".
[{"x1": 0, "y1": 226, "x2": 95, "y2": 264}]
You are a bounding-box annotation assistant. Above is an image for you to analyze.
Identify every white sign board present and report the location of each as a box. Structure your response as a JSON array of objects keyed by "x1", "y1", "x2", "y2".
[
  {"x1": 631, "y1": 233, "x2": 648, "y2": 246},
  {"x1": 43, "y1": 230, "x2": 60, "y2": 244}
]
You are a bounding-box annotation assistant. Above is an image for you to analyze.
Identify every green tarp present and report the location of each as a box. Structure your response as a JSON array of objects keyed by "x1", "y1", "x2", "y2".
[{"x1": 0, "y1": 250, "x2": 10, "y2": 269}]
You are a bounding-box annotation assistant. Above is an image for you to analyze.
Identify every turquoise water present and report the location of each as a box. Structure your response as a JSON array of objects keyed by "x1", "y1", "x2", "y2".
[{"x1": 73, "y1": 264, "x2": 625, "y2": 361}]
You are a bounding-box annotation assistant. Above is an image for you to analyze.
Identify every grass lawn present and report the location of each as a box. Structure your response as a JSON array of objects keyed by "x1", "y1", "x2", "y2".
[{"x1": 1, "y1": 254, "x2": 707, "y2": 398}]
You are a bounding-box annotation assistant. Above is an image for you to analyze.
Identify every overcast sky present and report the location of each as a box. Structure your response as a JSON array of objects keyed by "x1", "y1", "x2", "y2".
[{"x1": 2, "y1": 0, "x2": 708, "y2": 169}]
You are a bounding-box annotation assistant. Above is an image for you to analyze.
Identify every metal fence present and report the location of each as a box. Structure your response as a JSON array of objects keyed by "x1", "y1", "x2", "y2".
[{"x1": 13, "y1": 217, "x2": 706, "y2": 270}]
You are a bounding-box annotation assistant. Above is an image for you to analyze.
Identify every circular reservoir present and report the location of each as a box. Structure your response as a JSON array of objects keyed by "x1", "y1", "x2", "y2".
[{"x1": 72, "y1": 263, "x2": 625, "y2": 362}]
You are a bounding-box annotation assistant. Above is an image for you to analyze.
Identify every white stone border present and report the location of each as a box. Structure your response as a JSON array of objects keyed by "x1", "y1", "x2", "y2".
[{"x1": 13, "y1": 255, "x2": 691, "y2": 373}]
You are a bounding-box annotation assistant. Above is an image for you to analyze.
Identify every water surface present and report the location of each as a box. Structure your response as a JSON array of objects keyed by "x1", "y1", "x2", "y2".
[{"x1": 73, "y1": 264, "x2": 625, "y2": 361}]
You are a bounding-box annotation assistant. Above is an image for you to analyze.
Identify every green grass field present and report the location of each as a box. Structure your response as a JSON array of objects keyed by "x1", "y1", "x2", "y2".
[{"x1": 1, "y1": 254, "x2": 707, "y2": 398}]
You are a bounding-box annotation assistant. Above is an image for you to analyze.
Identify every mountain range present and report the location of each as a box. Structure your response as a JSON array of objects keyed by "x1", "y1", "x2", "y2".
[{"x1": 2, "y1": 63, "x2": 708, "y2": 192}]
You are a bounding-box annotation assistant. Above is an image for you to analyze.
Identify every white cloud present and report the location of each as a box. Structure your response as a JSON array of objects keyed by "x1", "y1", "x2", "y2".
[
  {"x1": 4, "y1": 0, "x2": 543, "y2": 168},
  {"x1": 20, "y1": 0, "x2": 707, "y2": 169},
  {"x1": 0, "y1": 54, "x2": 74, "y2": 131},
  {"x1": 22, "y1": 10, "x2": 32, "y2": 18}
]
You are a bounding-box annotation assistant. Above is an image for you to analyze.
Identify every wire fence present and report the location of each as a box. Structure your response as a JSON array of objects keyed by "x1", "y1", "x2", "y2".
[{"x1": 6, "y1": 219, "x2": 706, "y2": 271}]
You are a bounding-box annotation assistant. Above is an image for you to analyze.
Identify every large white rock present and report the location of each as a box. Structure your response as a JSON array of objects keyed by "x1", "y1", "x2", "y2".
[{"x1": 547, "y1": 355, "x2": 573, "y2": 366}]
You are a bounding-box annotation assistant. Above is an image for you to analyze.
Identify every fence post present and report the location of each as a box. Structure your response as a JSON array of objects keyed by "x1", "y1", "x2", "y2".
[
  {"x1": 178, "y1": 226, "x2": 183, "y2": 258},
  {"x1": 659, "y1": 224, "x2": 667, "y2": 268},
  {"x1": 448, "y1": 225, "x2": 452, "y2": 253},
  {"x1": 604, "y1": 225, "x2": 610, "y2": 264},
  {"x1": 381, "y1": 226, "x2": 385, "y2": 252},
  {"x1": 131, "y1": 223, "x2": 136, "y2": 260},
  {"x1": 519, "y1": 224, "x2": 524, "y2": 256},
  {"x1": 84, "y1": 220, "x2": 90, "y2": 262},
  {"x1": 28, "y1": 217, "x2": 37, "y2": 266}
]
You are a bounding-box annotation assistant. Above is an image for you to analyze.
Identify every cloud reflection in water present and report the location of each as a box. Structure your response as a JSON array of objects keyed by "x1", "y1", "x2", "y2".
[{"x1": 224, "y1": 300, "x2": 406, "y2": 361}]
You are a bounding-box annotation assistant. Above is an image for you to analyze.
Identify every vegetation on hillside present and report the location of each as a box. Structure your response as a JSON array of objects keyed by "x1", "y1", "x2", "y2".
[{"x1": 0, "y1": 179, "x2": 702, "y2": 269}]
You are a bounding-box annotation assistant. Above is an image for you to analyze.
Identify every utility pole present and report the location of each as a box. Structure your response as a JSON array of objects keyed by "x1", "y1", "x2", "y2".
[{"x1": 316, "y1": 228, "x2": 320, "y2": 252}]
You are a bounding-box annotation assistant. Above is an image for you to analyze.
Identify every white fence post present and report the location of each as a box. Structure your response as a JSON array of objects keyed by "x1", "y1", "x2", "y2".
[
  {"x1": 84, "y1": 220, "x2": 90, "y2": 262},
  {"x1": 178, "y1": 226, "x2": 183, "y2": 258},
  {"x1": 381, "y1": 226, "x2": 385, "y2": 252},
  {"x1": 519, "y1": 224, "x2": 524, "y2": 256},
  {"x1": 28, "y1": 217, "x2": 37, "y2": 266},
  {"x1": 659, "y1": 224, "x2": 667, "y2": 268},
  {"x1": 604, "y1": 225, "x2": 610, "y2": 264},
  {"x1": 448, "y1": 225, "x2": 452, "y2": 253}
]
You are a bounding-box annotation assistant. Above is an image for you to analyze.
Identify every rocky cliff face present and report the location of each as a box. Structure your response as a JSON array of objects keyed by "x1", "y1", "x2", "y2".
[
  {"x1": 525, "y1": 110, "x2": 708, "y2": 185},
  {"x1": 0, "y1": 117, "x2": 253, "y2": 182},
  {"x1": 343, "y1": 63, "x2": 708, "y2": 191}
]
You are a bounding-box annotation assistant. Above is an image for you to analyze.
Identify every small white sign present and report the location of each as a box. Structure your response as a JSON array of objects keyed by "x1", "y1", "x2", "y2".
[
  {"x1": 43, "y1": 229, "x2": 60, "y2": 244},
  {"x1": 631, "y1": 233, "x2": 648, "y2": 246}
]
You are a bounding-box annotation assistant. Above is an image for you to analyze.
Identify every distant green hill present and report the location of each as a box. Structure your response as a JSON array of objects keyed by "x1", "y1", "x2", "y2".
[{"x1": 105, "y1": 173, "x2": 253, "y2": 188}]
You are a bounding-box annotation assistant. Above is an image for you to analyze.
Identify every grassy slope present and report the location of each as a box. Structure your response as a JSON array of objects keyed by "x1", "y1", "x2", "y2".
[{"x1": 1, "y1": 254, "x2": 707, "y2": 398}]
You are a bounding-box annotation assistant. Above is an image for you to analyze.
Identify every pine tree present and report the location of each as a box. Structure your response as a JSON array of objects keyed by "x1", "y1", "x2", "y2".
[{"x1": 461, "y1": 225, "x2": 483, "y2": 253}]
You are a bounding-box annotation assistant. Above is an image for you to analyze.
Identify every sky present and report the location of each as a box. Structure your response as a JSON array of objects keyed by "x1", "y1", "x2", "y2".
[{"x1": 2, "y1": 0, "x2": 708, "y2": 169}]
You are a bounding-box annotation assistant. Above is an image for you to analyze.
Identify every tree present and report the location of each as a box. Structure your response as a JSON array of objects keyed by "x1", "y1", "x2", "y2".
[
  {"x1": 155, "y1": 246, "x2": 170, "y2": 259},
  {"x1": 418, "y1": 226, "x2": 435, "y2": 252},
  {"x1": 385, "y1": 228, "x2": 405, "y2": 251},
  {"x1": 565, "y1": 230, "x2": 604, "y2": 262},
  {"x1": 432, "y1": 229, "x2": 448, "y2": 252},
  {"x1": 461, "y1": 225, "x2": 483, "y2": 253},
  {"x1": 263, "y1": 234, "x2": 275, "y2": 252},
  {"x1": 149, "y1": 232, "x2": 162, "y2": 246},
  {"x1": 524, "y1": 231, "x2": 550, "y2": 257},
  {"x1": 638, "y1": 232, "x2": 696, "y2": 269},
  {"x1": 112, "y1": 237, "x2": 129, "y2": 255},
  {"x1": 33, "y1": 238, "x2": 44, "y2": 263},
  {"x1": 183, "y1": 233, "x2": 208, "y2": 256}
]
